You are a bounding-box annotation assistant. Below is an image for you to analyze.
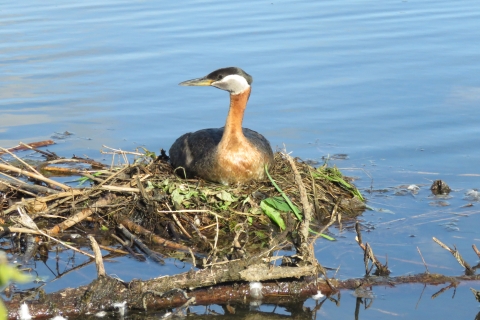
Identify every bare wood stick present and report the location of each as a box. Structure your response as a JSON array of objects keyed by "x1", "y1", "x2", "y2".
[
  {"x1": 93, "y1": 165, "x2": 130, "y2": 188},
  {"x1": 0, "y1": 163, "x2": 71, "y2": 191},
  {"x1": 0, "y1": 180, "x2": 37, "y2": 198},
  {"x1": 0, "y1": 171, "x2": 24, "y2": 184},
  {"x1": 88, "y1": 235, "x2": 106, "y2": 277},
  {"x1": 0, "y1": 226, "x2": 44, "y2": 235},
  {"x1": 284, "y1": 153, "x2": 313, "y2": 231},
  {"x1": 417, "y1": 247, "x2": 430, "y2": 273},
  {"x1": 42, "y1": 231, "x2": 95, "y2": 259},
  {"x1": 15, "y1": 206, "x2": 95, "y2": 259},
  {"x1": 283, "y1": 152, "x2": 315, "y2": 264},
  {"x1": 117, "y1": 224, "x2": 164, "y2": 264},
  {"x1": 33, "y1": 189, "x2": 84, "y2": 202},
  {"x1": 48, "y1": 193, "x2": 116, "y2": 235},
  {"x1": 0, "y1": 140, "x2": 55, "y2": 155},
  {"x1": 100, "y1": 185, "x2": 140, "y2": 193},
  {"x1": 433, "y1": 237, "x2": 473, "y2": 273},
  {"x1": 79, "y1": 172, "x2": 105, "y2": 184},
  {"x1": 0, "y1": 147, "x2": 41, "y2": 175},
  {"x1": 472, "y1": 244, "x2": 480, "y2": 259},
  {"x1": 111, "y1": 233, "x2": 147, "y2": 261},
  {"x1": 117, "y1": 216, "x2": 199, "y2": 255},
  {"x1": 101, "y1": 145, "x2": 144, "y2": 156},
  {"x1": 98, "y1": 244, "x2": 128, "y2": 255},
  {"x1": 164, "y1": 203, "x2": 192, "y2": 239},
  {"x1": 40, "y1": 166, "x2": 83, "y2": 174},
  {"x1": 0, "y1": 177, "x2": 59, "y2": 195}
]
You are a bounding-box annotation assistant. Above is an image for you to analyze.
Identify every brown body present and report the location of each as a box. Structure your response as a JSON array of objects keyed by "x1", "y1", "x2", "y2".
[{"x1": 169, "y1": 86, "x2": 274, "y2": 185}]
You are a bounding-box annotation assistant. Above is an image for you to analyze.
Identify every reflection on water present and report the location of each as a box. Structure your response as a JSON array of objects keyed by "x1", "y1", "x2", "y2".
[{"x1": 2, "y1": 0, "x2": 480, "y2": 318}]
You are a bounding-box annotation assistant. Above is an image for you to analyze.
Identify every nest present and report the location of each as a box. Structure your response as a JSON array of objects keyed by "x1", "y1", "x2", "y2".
[{"x1": 0, "y1": 146, "x2": 365, "y2": 262}]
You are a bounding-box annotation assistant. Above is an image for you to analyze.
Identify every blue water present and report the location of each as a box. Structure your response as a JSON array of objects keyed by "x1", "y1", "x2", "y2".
[{"x1": 2, "y1": 0, "x2": 480, "y2": 318}]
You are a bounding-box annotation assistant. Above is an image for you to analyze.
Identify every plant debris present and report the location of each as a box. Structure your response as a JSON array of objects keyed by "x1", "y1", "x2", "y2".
[{"x1": 1, "y1": 146, "x2": 365, "y2": 262}]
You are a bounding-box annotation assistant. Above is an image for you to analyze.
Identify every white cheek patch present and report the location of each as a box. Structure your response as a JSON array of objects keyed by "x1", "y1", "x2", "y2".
[{"x1": 213, "y1": 74, "x2": 250, "y2": 95}]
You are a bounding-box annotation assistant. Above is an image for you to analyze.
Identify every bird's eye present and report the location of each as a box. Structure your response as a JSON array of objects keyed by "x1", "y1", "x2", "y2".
[{"x1": 217, "y1": 74, "x2": 223, "y2": 80}]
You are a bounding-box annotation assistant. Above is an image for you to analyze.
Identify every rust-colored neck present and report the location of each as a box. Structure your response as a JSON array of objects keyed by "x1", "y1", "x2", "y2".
[{"x1": 222, "y1": 86, "x2": 251, "y2": 141}]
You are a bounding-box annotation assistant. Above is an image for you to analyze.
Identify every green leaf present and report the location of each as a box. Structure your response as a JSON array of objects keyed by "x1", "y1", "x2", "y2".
[
  {"x1": 260, "y1": 201, "x2": 286, "y2": 230},
  {"x1": 264, "y1": 165, "x2": 303, "y2": 221},
  {"x1": 171, "y1": 188, "x2": 184, "y2": 205},
  {"x1": 263, "y1": 197, "x2": 301, "y2": 214},
  {"x1": 307, "y1": 228, "x2": 336, "y2": 241},
  {"x1": 216, "y1": 190, "x2": 237, "y2": 202}
]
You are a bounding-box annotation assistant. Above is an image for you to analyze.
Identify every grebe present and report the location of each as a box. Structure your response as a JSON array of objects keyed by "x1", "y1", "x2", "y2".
[{"x1": 169, "y1": 67, "x2": 274, "y2": 185}]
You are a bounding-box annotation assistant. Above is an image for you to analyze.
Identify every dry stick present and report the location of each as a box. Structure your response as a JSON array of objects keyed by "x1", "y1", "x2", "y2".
[
  {"x1": 101, "y1": 145, "x2": 144, "y2": 157},
  {"x1": 432, "y1": 237, "x2": 473, "y2": 273},
  {"x1": 355, "y1": 221, "x2": 389, "y2": 275},
  {"x1": 0, "y1": 226, "x2": 44, "y2": 235},
  {"x1": 417, "y1": 247, "x2": 430, "y2": 273},
  {"x1": 117, "y1": 216, "x2": 199, "y2": 255},
  {"x1": 98, "y1": 244, "x2": 129, "y2": 255},
  {"x1": 0, "y1": 180, "x2": 37, "y2": 198},
  {"x1": 100, "y1": 185, "x2": 140, "y2": 193},
  {"x1": 32, "y1": 189, "x2": 84, "y2": 203},
  {"x1": 47, "y1": 193, "x2": 116, "y2": 235},
  {"x1": 88, "y1": 235, "x2": 106, "y2": 277},
  {"x1": 164, "y1": 203, "x2": 192, "y2": 239},
  {"x1": 117, "y1": 224, "x2": 164, "y2": 264},
  {"x1": 0, "y1": 140, "x2": 55, "y2": 155},
  {"x1": 471, "y1": 288, "x2": 480, "y2": 302},
  {"x1": 0, "y1": 177, "x2": 59, "y2": 195},
  {"x1": 15, "y1": 206, "x2": 96, "y2": 259},
  {"x1": 0, "y1": 163, "x2": 71, "y2": 191},
  {"x1": 0, "y1": 147, "x2": 41, "y2": 175},
  {"x1": 40, "y1": 167, "x2": 82, "y2": 174},
  {"x1": 472, "y1": 244, "x2": 480, "y2": 259},
  {"x1": 111, "y1": 233, "x2": 146, "y2": 261},
  {"x1": 0, "y1": 170, "x2": 24, "y2": 184},
  {"x1": 315, "y1": 199, "x2": 340, "y2": 241},
  {"x1": 284, "y1": 153, "x2": 313, "y2": 260},
  {"x1": 79, "y1": 172, "x2": 105, "y2": 184}
]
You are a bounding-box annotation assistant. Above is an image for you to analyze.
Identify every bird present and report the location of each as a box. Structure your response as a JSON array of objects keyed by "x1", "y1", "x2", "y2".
[{"x1": 169, "y1": 67, "x2": 274, "y2": 185}]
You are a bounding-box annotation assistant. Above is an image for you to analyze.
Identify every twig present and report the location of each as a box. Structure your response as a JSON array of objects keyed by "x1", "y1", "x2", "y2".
[
  {"x1": 417, "y1": 247, "x2": 430, "y2": 274},
  {"x1": 164, "y1": 203, "x2": 192, "y2": 239},
  {"x1": 0, "y1": 140, "x2": 55, "y2": 155},
  {"x1": 0, "y1": 147, "x2": 41, "y2": 175},
  {"x1": 432, "y1": 237, "x2": 473, "y2": 274},
  {"x1": 99, "y1": 185, "x2": 140, "y2": 193},
  {"x1": 15, "y1": 207, "x2": 95, "y2": 259},
  {"x1": 0, "y1": 180, "x2": 37, "y2": 198},
  {"x1": 48, "y1": 193, "x2": 116, "y2": 235},
  {"x1": 0, "y1": 177, "x2": 59, "y2": 196},
  {"x1": 111, "y1": 234, "x2": 146, "y2": 261},
  {"x1": 97, "y1": 244, "x2": 128, "y2": 255},
  {"x1": 0, "y1": 226, "x2": 44, "y2": 235},
  {"x1": 0, "y1": 163, "x2": 71, "y2": 191},
  {"x1": 117, "y1": 224, "x2": 165, "y2": 264},
  {"x1": 472, "y1": 244, "x2": 480, "y2": 259},
  {"x1": 88, "y1": 235, "x2": 106, "y2": 277},
  {"x1": 101, "y1": 145, "x2": 144, "y2": 156},
  {"x1": 116, "y1": 216, "x2": 201, "y2": 257},
  {"x1": 284, "y1": 152, "x2": 313, "y2": 241}
]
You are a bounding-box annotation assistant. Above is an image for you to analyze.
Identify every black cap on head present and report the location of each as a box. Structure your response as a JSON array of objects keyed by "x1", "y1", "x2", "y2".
[{"x1": 206, "y1": 67, "x2": 253, "y2": 85}]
